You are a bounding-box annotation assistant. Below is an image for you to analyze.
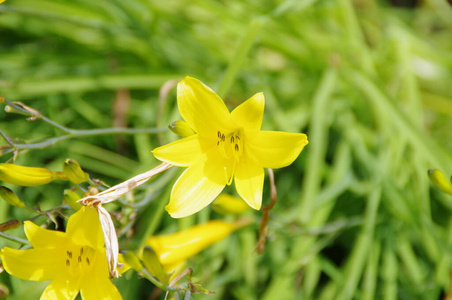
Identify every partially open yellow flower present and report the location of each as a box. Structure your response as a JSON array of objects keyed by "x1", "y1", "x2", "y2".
[
  {"x1": 152, "y1": 77, "x2": 308, "y2": 218},
  {"x1": 0, "y1": 206, "x2": 121, "y2": 300}
]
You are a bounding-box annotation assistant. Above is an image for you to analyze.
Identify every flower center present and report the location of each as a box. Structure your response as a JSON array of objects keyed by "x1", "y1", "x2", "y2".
[
  {"x1": 216, "y1": 129, "x2": 243, "y2": 184},
  {"x1": 65, "y1": 246, "x2": 95, "y2": 276}
]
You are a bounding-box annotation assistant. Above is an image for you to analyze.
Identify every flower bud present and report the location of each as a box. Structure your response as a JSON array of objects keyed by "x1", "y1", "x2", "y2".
[
  {"x1": 0, "y1": 164, "x2": 55, "y2": 186},
  {"x1": 63, "y1": 189, "x2": 82, "y2": 210},
  {"x1": 168, "y1": 120, "x2": 196, "y2": 137},
  {"x1": 122, "y1": 251, "x2": 143, "y2": 272},
  {"x1": 63, "y1": 159, "x2": 89, "y2": 184},
  {"x1": 142, "y1": 246, "x2": 168, "y2": 284},
  {"x1": 428, "y1": 169, "x2": 452, "y2": 196},
  {"x1": 212, "y1": 193, "x2": 250, "y2": 215},
  {"x1": 0, "y1": 186, "x2": 25, "y2": 208},
  {"x1": 147, "y1": 220, "x2": 241, "y2": 268}
]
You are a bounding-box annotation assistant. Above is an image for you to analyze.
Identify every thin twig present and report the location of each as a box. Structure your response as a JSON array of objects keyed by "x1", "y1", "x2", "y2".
[
  {"x1": 256, "y1": 168, "x2": 277, "y2": 254},
  {"x1": 0, "y1": 231, "x2": 30, "y2": 245},
  {"x1": 1, "y1": 98, "x2": 166, "y2": 155}
]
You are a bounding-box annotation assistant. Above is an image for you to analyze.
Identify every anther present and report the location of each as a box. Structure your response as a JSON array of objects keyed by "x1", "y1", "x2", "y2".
[
  {"x1": 80, "y1": 248, "x2": 84, "y2": 256},
  {"x1": 67, "y1": 251, "x2": 72, "y2": 258},
  {"x1": 217, "y1": 131, "x2": 221, "y2": 138},
  {"x1": 86, "y1": 258, "x2": 90, "y2": 265},
  {"x1": 235, "y1": 135, "x2": 240, "y2": 140},
  {"x1": 78, "y1": 256, "x2": 82, "y2": 263},
  {"x1": 221, "y1": 134, "x2": 225, "y2": 141},
  {"x1": 66, "y1": 259, "x2": 70, "y2": 266},
  {"x1": 231, "y1": 136, "x2": 235, "y2": 143},
  {"x1": 235, "y1": 144, "x2": 239, "y2": 151}
]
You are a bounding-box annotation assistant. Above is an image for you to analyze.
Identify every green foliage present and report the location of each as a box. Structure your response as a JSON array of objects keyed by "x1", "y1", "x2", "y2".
[{"x1": 1, "y1": 0, "x2": 452, "y2": 299}]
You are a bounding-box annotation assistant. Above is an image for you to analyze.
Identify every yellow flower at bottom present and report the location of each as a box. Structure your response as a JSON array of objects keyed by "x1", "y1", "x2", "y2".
[
  {"x1": 152, "y1": 77, "x2": 308, "y2": 218},
  {"x1": 0, "y1": 206, "x2": 121, "y2": 300}
]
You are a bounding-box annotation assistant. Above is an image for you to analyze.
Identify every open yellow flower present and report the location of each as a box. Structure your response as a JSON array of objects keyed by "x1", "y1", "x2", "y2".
[
  {"x1": 0, "y1": 206, "x2": 121, "y2": 300},
  {"x1": 152, "y1": 77, "x2": 308, "y2": 218}
]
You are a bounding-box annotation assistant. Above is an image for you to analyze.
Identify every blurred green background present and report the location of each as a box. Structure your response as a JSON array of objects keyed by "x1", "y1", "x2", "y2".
[{"x1": 1, "y1": 0, "x2": 452, "y2": 299}]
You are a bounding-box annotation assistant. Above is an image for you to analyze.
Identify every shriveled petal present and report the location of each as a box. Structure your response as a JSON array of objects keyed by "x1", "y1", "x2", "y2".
[
  {"x1": 166, "y1": 157, "x2": 225, "y2": 218},
  {"x1": 247, "y1": 131, "x2": 308, "y2": 169},
  {"x1": 234, "y1": 161, "x2": 264, "y2": 210},
  {"x1": 1, "y1": 247, "x2": 64, "y2": 281},
  {"x1": 24, "y1": 221, "x2": 67, "y2": 249},
  {"x1": 66, "y1": 206, "x2": 103, "y2": 250},
  {"x1": 41, "y1": 277, "x2": 80, "y2": 300},
  {"x1": 80, "y1": 258, "x2": 121, "y2": 300},
  {"x1": 231, "y1": 92, "x2": 264, "y2": 132},
  {"x1": 152, "y1": 135, "x2": 202, "y2": 167},
  {"x1": 177, "y1": 77, "x2": 231, "y2": 137}
]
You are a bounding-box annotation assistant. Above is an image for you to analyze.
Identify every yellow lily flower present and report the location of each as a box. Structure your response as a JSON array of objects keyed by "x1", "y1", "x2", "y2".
[
  {"x1": 152, "y1": 77, "x2": 308, "y2": 218},
  {"x1": 0, "y1": 206, "x2": 121, "y2": 300},
  {"x1": 147, "y1": 219, "x2": 246, "y2": 272}
]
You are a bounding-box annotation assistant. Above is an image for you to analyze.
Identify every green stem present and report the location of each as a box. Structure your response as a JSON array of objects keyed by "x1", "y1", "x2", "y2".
[
  {"x1": 0, "y1": 231, "x2": 30, "y2": 245},
  {"x1": 140, "y1": 268, "x2": 178, "y2": 292}
]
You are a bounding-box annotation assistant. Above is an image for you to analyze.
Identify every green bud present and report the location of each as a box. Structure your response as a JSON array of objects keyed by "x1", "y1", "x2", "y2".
[
  {"x1": 122, "y1": 251, "x2": 143, "y2": 272},
  {"x1": 0, "y1": 186, "x2": 25, "y2": 208},
  {"x1": 142, "y1": 246, "x2": 168, "y2": 284},
  {"x1": 63, "y1": 189, "x2": 82, "y2": 210},
  {"x1": 168, "y1": 121, "x2": 196, "y2": 137},
  {"x1": 428, "y1": 169, "x2": 452, "y2": 196},
  {"x1": 63, "y1": 159, "x2": 89, "y2": 184}
]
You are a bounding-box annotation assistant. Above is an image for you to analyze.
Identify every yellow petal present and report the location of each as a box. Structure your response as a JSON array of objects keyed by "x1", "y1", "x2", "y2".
[
  {"x1": 177, "y1": 77, "x2": 231, "y2": 137},
  {"x1": 166, "y1": 158, "x2": 225, "y2": 218},
  {"x1": 41, "y1": 277, "x2": 80, "y2": 300},
  {"x1": 247, "y1": 131, "x2": 308, "y2": 169},
  {"x1": 1, "y1": 247, "x2": 64, "y2": 281},
  {"x1": 24, "y1": 221, "x2": 66, "y2": 249},
  {"x1": 231, "y1": 92, "x2": 264, "y2": 132},
  {"x1": 147, "y1": 220, "x2": 237, "y2": 266},
  {"x1": 66, "y1": 206, "x2": 103, "y2": 250},
  {"x1": 234, "y1": 161, "x2": 264, "y2": 210},
  {"x1": 80, "y1": 257, "x2": 121, "y2": 300},
  {"x1": 152, "y1": 135, "x2": 202, "y2": 167}
]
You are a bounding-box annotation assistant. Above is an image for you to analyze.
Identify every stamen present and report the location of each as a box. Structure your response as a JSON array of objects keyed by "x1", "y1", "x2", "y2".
[
  {"x1": 86, "y1": 258, "x2": 90, "y2": 265},
  {"x1": 231, "y1": 136, "x2": 235, "y2": 143},
  {"x1": 221, "y1": 134, "x2": 225, "y2": 141},
  {"x1": 80, "y1": 248, "x2": 84, "y2": 256},
  {"x1": 235, "y1": 144, "x2": 239, "y2": 151},
  {"x1": 78, "y1": 256, "x2": 82, "y2": 263},
  {"x1": 67, "y1": 251, "x2": 72, "y2": 258},
  {"x1": 235, "y1": 135, "x2": 240, "y2": 140},
  {"x1": 66, "y1": 259, "x2": 70, "y2": 267},
  {"x1": 217, "y1": 131, "x2": 221, "y2": 138}
]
